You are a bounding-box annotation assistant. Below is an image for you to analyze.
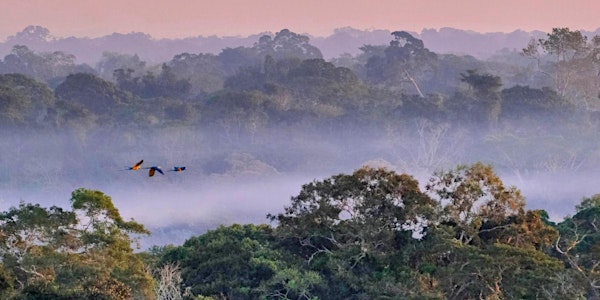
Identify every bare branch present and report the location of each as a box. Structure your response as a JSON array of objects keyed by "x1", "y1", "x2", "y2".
[{"x1": 154, "y1": 263, "x2": 186, "y2": 300}]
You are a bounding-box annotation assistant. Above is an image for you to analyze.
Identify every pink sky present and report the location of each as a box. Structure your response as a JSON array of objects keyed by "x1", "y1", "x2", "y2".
[{"x1": 2, "y1": 0, "x2": 598, "y2": 40}]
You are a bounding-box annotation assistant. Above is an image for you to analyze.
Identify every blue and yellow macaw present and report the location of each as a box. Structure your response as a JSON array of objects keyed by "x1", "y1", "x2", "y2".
[
  {"x1": 169, "y1": 166, "x2": 186, "y2": 172},
  {"x1": 127, "y1": 160, "x2": 144, "y2": 170},
  {"x1": 145, "y1": 166, "x2": 164, "y2": 177}
]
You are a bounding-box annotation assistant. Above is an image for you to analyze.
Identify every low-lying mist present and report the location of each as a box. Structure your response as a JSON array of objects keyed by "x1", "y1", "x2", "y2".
[{"x1": 1, "y1": 124, "x2": 598, "y2": 249}]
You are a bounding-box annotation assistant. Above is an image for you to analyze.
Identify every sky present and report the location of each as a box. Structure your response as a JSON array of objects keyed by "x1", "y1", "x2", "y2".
[{"x1": 1, "y1": 0, "x2": 599, "y2": 40}]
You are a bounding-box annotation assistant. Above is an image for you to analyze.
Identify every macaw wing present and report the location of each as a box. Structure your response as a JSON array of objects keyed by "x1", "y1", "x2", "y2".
[
  {"x1": 156, "y1": 167, "x2": 164, "y2": 175},
  {"x1": 132, "y1": 159, "x2": 144, "y2": 170}
]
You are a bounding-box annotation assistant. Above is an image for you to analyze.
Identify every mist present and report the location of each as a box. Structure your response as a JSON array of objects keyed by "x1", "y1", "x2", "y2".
[
  {"x1": 1, "y1": 121, "x2": 597, "y2": 249},
  {"x1": 1, "y1": 26, "x2": 600, "y2": 250}
]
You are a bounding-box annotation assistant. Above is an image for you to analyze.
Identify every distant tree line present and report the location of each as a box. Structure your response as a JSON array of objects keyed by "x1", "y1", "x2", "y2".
[{"x1": 1, "y1": 28, "x2": 599, "y2": 179}]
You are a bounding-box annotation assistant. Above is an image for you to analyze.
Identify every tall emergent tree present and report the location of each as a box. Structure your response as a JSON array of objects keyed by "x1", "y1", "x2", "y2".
[
  {"x1": 365, "y1": 31, "x2": 437, "y2": 96},
  {"x1": 269, "y1": 166, "x2": 439, "y2": 298}
]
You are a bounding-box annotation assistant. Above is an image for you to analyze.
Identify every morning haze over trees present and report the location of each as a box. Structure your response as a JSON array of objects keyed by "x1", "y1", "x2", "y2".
[{"x1": 1, "y1": 25, "x2": 600, "y2": 298}]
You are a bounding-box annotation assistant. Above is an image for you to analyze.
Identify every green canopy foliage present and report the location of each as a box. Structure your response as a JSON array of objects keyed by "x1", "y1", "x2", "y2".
[
  {"x1": 0, "y1": 188, "x2": 153, "y2": 299},
  {"x1": 0, "y1": 167, "x2": 596, "y2": 299},
  {"x1": 148, "y1": 164, "x2": 591, "y2": 299}
]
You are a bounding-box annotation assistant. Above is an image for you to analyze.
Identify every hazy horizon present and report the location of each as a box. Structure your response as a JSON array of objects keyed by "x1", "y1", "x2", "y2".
[{"x1": 1, "y1": 0, "x2": 599, "y2": 41}]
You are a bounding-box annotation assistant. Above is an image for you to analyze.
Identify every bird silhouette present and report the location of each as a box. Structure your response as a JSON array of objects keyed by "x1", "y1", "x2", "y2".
[
  {"x1": 144, "y1": 166, "x2": 164, "y2": 177},
  {"x1": 127, "y1": 160, "x2": 144, "y2": 171},
  {"x1": 169, "y1": 166, "x2": 186, "y2": 172}
]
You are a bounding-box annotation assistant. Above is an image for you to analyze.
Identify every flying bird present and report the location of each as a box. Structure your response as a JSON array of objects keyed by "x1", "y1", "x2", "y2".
[
  {"x1": 127, "y1": 160, "x2": 144, "y2": 170},
  {"x1": 169, "y1": 166, "x2": 186, "y2": 172},
  {"x1": 145, "y1": 166, "x2": 164, "y2": 177}
]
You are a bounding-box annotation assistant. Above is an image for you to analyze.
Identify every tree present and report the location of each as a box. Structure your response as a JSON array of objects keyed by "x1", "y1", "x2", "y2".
[
  {"x1": 271, "y1": 166, "x2": 436, "y2": 259},
  {"x1": 7, "y1": 26, "x2": 52, "y2": 43},
  {"x1": 254, "y1": 29, "x2": 323, "y2": 61},
  {"x1": 116, "y1": 64, "x2": 192, "y2": 99},
  {"x1": 426, "y1": 162, "x2": 526, "y2": 246},
  {"x1": 55, "y1": 72, "x2": 137, "y2": 117},
  {"x1": 447, "y1": 69, "x2": 503, "y2": 125},
  {"x1": 348, "y1": 44, "x2": 387, "y2": 80},
  {"x1": 555, "y1": 195, "x2": 600, "y2": 298},
  {"x1": 144, "y1": 64, "x2": 192, "y2": 99},
  {"x1": 168, "y1": 52, "x2": 225, "y2": 96},
  {"x1": 113, "y1": 67, "x2": 141, "y2": 95},
  {"x1": 217, "y1": 46, "x2": 262, "y2": 76},
  {"x1": 418, "y1": 163, "x2": 568, "y2": 298},
  {"x1": 0, "y1": 85, "x2": 30, "y2": 126},
  {"x1": 0, "y1": 203, "x2": 78, "y2": 291},
  {"x1": 200, "y1": 90, "x2": 270, "y2": 143},
  {"x1": 161, "y1": 224, "x2": 285, "y2": 299},
  {"x1": 522, "y1": 27, "x2": 600, "y2": 107},
  {"x1": 1, "y1": 45, "x2": 47, "y2": 79},
  {"x1": 223, "y1": 65, "x2": 266, "y2": 92},
  {"x1": 283, "y1": 58, "x2": 367, "y2": 115},
  {"x1": 460, "y1": 69, "x2": 502, "y2": 97},
  {"x1": 258, "y1": 268, "x2": 322, "y2": 300},
  {"x1": 365, "y1": 31, "x2": 437, "y2": 96},
  {"x1": 499, "y1": 85, "x2": 570, "y2": 124},
  {"x1": 420, "y1": 239, "x2": 566, "y2": 299},
  {"x1": 0, "y1": 74, "x2": 56, "y2": 127},
  {"x1": 97, "y1": 51, "x2": 146, "y2": 80},
  {"x1": 0, "y1": 45, "x2": 82, "y2": 84},
  {"x1": 269, "y1": 167, "x2": 438, "y2": 298},
  {"x1": 0, "y1": 189, "x2": 154, "y2": 299},
  {"x1": 153, "y1": 263, "x2": 188, "y2": 300},
  {"x1": 576, "y1": 193, "x2": 600, "y2": 212}
]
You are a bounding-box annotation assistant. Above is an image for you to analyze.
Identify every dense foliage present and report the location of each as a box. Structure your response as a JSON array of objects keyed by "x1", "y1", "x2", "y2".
[
  {"x1": 2, "y1": 27, "x2": 600, "y2": 298},
  {"x1": 155, "y1": 165, "x2": 598, "y2": 299},
  {"x1": 1, "y1": 164, "x2": 597, "y2": 299},
  {"x1": 0, "y1": 189, "x2": 154, "y2": 299}
]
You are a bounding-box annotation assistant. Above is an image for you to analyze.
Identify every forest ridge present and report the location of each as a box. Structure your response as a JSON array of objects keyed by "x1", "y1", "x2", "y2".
[{"x1": 4, "y1": 25, "x2": 596, "y2": 64}]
